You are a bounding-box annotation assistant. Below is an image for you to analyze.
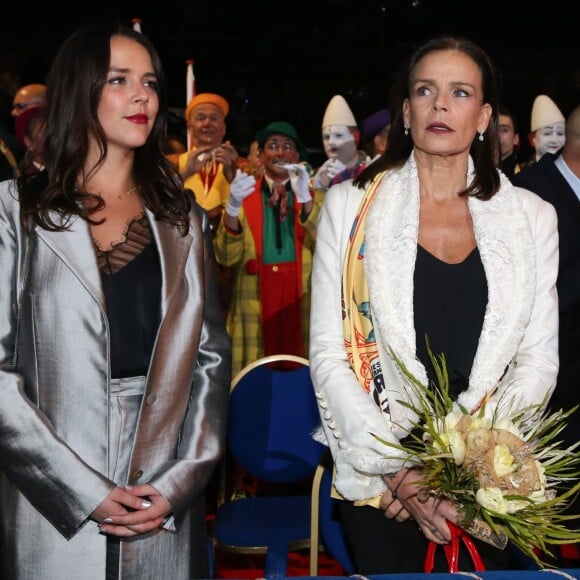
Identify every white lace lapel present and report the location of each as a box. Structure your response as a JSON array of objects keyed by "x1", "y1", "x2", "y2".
[{"x1": 458, "y1": 173, "x2": 536, "y2": 411}]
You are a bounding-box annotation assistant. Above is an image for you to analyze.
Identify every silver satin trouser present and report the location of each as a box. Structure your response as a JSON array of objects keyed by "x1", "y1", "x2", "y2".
[
  {"x1": 107, "y1": 376, "x2": 146, "y2": 579},
  {"x1": 108, "y1": 375, "x2": 146, "y2": 485}
]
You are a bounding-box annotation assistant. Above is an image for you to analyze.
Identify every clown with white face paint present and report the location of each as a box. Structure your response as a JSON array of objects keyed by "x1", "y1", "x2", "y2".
[
  {"x1": 523, "y1": 94, "x2": 566, "y2": 167},
  {"x1": 312, "y1": 94, "x2": 368, "y2": 191},
  {"x1": 323, "y1": 124, "x2": 357, "y2": 165},
  {"x1": 534, "y1": 124, "x2": 566, "y2": 159}
]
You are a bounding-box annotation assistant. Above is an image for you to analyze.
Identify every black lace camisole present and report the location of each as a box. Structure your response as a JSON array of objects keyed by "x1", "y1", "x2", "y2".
[{"x1": 96, "y1": 215, "x2": 162, "y2": 379}]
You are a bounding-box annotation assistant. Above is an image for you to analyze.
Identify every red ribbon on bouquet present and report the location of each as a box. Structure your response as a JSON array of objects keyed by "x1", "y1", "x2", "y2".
[{"x1": 424, "y1": 521, "x2": 485, "y2": 573}]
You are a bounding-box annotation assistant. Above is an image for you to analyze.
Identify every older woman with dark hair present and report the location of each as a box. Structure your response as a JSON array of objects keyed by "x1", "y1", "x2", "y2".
[
  {"x1": 0, "y1": 21, "x2": 230, "y2": 579},
  {"x1": 309, "y1": 35, "x2": 558, "y2": 573}
]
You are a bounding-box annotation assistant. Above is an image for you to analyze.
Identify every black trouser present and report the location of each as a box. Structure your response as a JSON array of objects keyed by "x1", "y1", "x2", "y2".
[{"x1": 337, "y1": 500, "x2": 512, "y2": 574}]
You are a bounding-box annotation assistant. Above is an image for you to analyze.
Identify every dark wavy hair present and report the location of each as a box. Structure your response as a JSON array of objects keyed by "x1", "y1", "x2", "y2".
[
  {"x1": 18, "y1": 21, "x2": 191, "y2": 233},
  {"x1": 354, "y1": 35, "x2": 500, "y2": 200}
]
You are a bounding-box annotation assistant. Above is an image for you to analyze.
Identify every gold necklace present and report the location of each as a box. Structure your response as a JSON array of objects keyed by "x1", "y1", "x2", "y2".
[{"x1": 99, "y1": 186, "x2": 138, "y2": 200}]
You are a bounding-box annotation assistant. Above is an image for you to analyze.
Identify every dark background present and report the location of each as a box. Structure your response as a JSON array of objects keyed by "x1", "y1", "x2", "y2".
[{"x1": 2, "y1": 0, "x2": 578, "y2": 161}]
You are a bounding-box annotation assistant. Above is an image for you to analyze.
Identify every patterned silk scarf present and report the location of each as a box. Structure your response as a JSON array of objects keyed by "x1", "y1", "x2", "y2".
[
  {"x1": 341, "y1": 174, "x2": 389, "y2": 412},
  {"x1": 336, "y1": 173, "x2": 389, "y2": 507}
]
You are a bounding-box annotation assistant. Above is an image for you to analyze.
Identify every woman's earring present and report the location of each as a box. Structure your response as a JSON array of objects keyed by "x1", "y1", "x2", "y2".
[
  {"x1": 478, "y1": 132, "x2": 484, "y2": 142},
  {"x1": 404, "y1": 126, "x2": 410, "y2": 136}
]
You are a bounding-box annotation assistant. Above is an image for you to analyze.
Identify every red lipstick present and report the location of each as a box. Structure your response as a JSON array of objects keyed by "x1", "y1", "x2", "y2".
[{"x1": 126, "y1": 114, "x2": 148, "y2": 124}]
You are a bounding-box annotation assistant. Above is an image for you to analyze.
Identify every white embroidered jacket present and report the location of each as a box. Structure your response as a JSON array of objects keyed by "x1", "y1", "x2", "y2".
[{"x1": 309, "y1": 154, "x2": 559, "y2": 501}]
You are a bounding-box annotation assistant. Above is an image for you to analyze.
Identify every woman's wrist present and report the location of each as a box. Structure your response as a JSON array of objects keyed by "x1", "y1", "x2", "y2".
[{"x1": 384, "y1": 467, "x2": 415, "y2": 497}]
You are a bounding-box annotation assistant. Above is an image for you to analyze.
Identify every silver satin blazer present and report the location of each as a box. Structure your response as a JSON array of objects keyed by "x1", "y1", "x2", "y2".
[{"x1": 0, "y1": 180, "x2": 231, "y2": 579}]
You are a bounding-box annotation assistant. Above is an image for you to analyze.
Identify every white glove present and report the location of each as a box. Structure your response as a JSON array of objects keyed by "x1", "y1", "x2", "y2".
[
  {"x1": 283, "y1": 163, "x2": 311, "y2": 203},
  {"x1": 312, "y1": 158, "x2": 346, "y2": 191},
  {"x1": 225, "y1": 169, "x2": 256, "y2": 217}
]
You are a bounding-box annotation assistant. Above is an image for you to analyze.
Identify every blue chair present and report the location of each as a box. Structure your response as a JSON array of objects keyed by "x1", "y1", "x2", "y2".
[
  {"x1": 309, "y1": 455, "x2": 355, "y2": 575},
  {"x1": 211, "y1": 354, "x2": 327, "y2": 578}
]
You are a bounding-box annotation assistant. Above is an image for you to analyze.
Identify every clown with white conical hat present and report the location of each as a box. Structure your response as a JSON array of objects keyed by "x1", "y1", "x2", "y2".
[
  {"x1": 312, "y1": 95, "x2": 368, "y2": 192},
  {"x1": 525, "y1": 95, "x2": 566, "y2": 166}
]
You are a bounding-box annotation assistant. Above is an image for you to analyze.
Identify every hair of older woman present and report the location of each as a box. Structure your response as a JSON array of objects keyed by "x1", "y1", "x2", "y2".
[
  {"x1": 354, "y1": 35, "x2": 500, "y2": 200},
  {"x1": 19, "y1": 21, "x2": 190, "y2": 233}
]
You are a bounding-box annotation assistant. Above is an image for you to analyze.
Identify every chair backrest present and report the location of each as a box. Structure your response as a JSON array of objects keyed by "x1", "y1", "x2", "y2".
[{"x1": 228, "y1": 354, "x2": 326, "y2": 483}]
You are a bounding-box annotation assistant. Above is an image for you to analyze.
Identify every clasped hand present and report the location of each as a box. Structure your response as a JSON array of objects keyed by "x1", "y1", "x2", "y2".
[
  {"x1": 92, "y1": 484, "x2": 171, "y2": 537},
  {"x1": 380, "y1": 468, "x2": 458, "y2": 545}
]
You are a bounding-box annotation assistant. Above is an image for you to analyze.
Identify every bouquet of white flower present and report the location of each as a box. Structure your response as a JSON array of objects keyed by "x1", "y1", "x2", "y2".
[{"x1": 374, "y1": 347, "x2": 580, "y2": 569}]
